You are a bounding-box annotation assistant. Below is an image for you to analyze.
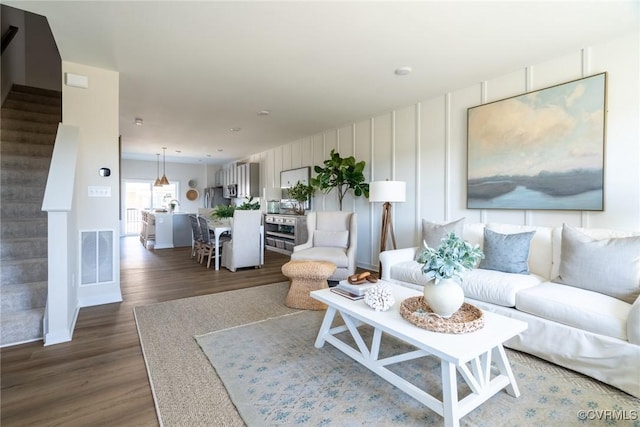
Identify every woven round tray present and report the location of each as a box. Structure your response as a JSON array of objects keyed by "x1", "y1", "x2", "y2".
[{"x1": 399, "y1": 296, "x2": 484, "y2": 334}]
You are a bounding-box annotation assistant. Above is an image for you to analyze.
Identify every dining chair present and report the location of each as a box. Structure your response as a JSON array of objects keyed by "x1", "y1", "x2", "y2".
[
  {"x1": 188, "y1": 215, "x2": 204, "y2": 260},
  {"x1": 221, "y1": 210, "x2": 263, "y2": 272}
]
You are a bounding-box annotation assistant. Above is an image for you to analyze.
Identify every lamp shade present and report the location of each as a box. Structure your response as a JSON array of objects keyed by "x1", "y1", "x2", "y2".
[{"x1": 369, "y1": 180, "x2": 406, "y2": 203}]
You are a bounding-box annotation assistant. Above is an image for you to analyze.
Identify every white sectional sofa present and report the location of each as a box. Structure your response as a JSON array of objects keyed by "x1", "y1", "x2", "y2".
[{"x1": 379, "y1": 221, "x2": 640, "y2": 398}]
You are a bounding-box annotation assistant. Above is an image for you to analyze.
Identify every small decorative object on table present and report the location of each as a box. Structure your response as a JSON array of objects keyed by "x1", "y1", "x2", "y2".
[
  {"x1": 417, "y1": 232, "x2": 483, "y2": 318},
  {"x1": 364, "y1": 283, "x2": 395, "y2": 312},
  {"x1": 400, "y1": 296, "x2": 484, "y2": 333}
]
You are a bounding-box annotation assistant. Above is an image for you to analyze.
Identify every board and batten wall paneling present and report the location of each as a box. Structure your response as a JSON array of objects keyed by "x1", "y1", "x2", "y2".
[
  {"x1": 394, "y1": 105, "x2": 418, "y2": 250},
  {"x1": 419, "y1": 95, "x2": 447, "y2": 235},
  {"x1": 249, "y1": 34, "x2": 638, "y2": 271},
  {"x1": 354, "y1": 119, "x2": 373, "y2": 269},
  {"x1": 590, "y1": 33, "x2": 639, "y2": 229}
]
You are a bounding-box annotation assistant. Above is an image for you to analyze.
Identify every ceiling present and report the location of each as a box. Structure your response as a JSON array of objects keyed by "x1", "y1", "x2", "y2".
[{"x1": 7, "y1": 1, "x2": 639, "y2": 165}]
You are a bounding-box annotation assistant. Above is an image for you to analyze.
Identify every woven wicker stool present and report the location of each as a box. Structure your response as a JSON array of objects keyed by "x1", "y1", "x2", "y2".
[{"x1": 282, "y1": 260, "x2": 336, "y2": 310}]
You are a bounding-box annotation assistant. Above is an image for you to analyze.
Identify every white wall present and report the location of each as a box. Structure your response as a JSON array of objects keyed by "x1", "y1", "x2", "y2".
[
  {"x1": 246, "y1": 33, "x2": 640, "y2": 271},
  {"x1": 62, "y1": 61, "x2": 122, "y2": 307}
]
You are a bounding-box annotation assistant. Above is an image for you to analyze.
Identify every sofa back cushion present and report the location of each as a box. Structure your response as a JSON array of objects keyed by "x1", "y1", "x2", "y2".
[
  {"x1": 421, "y1": 217, "x2": 465, "y2": 249},
  {"x1": 552, "y1": 224, "x2": 640, "y2": 304},
  {"x1": 550, "y1": 225, "x2": 640, "y2": 279},
  {"x1": 479, "y1": 228, "x2": 536, "y2": 274},
  {"x1": 464, "y1": 223, "x2": 553, "y2": 279}
]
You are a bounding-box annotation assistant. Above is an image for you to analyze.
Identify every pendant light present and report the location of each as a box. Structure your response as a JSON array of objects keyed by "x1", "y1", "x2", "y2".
[
  {"x1": 159, "y1": 147, "x2": 170, "y2": 186},
  {"x1": 153, "y1": 153, "x2": 162, "y2": 186}
]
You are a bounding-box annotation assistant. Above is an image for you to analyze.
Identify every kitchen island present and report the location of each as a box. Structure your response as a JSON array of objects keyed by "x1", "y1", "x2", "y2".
[{"x1": 142, "y1": 211, "x2": 192, "y2": 249}]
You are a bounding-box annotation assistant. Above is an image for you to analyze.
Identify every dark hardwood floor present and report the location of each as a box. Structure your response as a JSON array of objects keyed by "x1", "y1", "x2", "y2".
[{"x1": 1, "y1": 236, "x2": 293, "y2": 426}]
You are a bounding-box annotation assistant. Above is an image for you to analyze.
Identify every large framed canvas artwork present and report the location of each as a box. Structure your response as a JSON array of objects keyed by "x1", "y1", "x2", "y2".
[{"x1": 467, "y1": 73, "x2": 606, "y2": 210}]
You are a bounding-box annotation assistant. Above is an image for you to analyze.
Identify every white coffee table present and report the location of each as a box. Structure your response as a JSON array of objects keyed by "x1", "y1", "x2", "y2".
[{"x1": 311, "y1": 285, "x2": 527, "y2": 427}]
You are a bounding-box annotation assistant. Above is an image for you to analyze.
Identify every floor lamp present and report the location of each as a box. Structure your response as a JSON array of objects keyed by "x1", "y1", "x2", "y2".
[{"x1": 369, "y1": 180, "x2": 406, "y2": 263}]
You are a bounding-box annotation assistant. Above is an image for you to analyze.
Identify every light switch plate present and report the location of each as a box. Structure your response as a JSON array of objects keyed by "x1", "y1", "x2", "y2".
[{"x1": 88, "y1": 186, "x2": 111, "y2": 197}]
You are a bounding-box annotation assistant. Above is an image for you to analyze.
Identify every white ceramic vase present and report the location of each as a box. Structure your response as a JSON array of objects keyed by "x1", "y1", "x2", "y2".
[{"x1": 422, "y1": 278, "x2": 464, "y2": 318}]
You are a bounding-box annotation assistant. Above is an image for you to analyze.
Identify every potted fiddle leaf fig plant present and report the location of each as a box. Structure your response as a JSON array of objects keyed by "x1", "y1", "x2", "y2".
[
  {"x1": 310, "y1": 149, "x2": 369, "y2": 211},
  {"x1": 417, "y1": 233, "x2": 483, "y2": 318},
  {"x1": 287, "y1": 180, "x2": 315, "y2": 215}
]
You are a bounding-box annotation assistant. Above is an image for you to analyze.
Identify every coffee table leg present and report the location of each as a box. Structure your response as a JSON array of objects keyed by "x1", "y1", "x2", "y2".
[
  {"x1": 441, "y1": 360, "x2": 461, "y2": 427},
  {"x1": 492, "y1": 344, "x2": 520, "y2": 397},
  {"x1": 314, "y1": 307, "x2": 337, "y2": 348}
]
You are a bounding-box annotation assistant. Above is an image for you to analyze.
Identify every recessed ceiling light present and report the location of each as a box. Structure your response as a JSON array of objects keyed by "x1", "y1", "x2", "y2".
[
  {"x1": 175, "y1": 150, "x2": 181, "y2": 153},
  {"x1": 394, "y1": 66, "x2": 412, "y2": 76},
  {"x1": 135, "y1": 117, "x2": 143, "y2": 125},
  {"x1": 217, "y1": 149, "x2": 223, "y2": 152},
  {"x1": 257, "y1": 110, "x2": 270, "y2": 116},
  {"x1": 206, "y1": 154, "x2": 212, "y2": 157},
  {"x1": 230, "y1": 127, "x2": 241, "y2": 132}
]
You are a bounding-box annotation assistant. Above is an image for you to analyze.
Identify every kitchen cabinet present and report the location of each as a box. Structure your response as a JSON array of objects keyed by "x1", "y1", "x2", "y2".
[
  {"x1": 237, "y1": 163, "x2": 259, "y2": 198},
  {"x1": 264, "y1": 214, "x2": 307, "y2": 255}
]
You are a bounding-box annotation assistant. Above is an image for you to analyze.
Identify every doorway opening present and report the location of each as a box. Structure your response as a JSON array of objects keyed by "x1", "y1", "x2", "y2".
[{"x1": 122, "y1": 180, "x2": 178, "y2": 236}]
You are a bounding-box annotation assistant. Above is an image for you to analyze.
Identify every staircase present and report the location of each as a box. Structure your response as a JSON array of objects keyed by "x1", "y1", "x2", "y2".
[{"x1": 1, "y1": 84, "x2": 61, "y2": 347}]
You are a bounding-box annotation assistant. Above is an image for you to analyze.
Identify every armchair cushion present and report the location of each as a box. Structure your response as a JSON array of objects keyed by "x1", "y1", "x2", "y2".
[
  {"x1": 314, "y1": 230, "x2": 349, "y2": 248},
  {"x1": 291, "y1": 247, "x2": 348, "y2": 268}
]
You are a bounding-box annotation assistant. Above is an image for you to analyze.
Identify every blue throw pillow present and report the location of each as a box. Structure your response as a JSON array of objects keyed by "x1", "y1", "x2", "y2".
[{"x1": 479, "y1": 228, "x2": 535, "y2": 274}]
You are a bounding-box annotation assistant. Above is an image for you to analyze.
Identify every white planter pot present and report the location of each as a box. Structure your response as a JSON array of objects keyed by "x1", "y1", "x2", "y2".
[{"x1": 422, "y1": 278, "x2": 464, "y2": 318}]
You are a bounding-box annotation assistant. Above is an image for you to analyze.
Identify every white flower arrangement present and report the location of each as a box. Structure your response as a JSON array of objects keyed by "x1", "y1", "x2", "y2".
[{"x1": 364, "y1": 283, "x2": 395, "y2": 312}]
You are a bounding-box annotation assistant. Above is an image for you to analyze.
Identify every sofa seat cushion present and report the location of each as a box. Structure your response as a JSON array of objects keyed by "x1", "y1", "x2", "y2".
[
  {"x1": 389, "y1": 260, "x2": 433, "y2": 286},
  {"x1": 461, "y1": 268, "x2": 544, "y2": 307},
  {"x1": 291, "y1": 247, "x2": 348, "y2": 268},
  {"x1": 516, "y1": 282, "x2": 631, "y2": 341}
]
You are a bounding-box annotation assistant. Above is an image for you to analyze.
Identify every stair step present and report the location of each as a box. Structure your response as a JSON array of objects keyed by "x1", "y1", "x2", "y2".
[
  {"x1": 1, "y1": 258, "x2": 48, "y2": 285},
  {"x1": 5, "y1": 88, "x2": 61, "y2": 107},
  {"x1": 1, "y1": 167, "x2": 49, "y2": 186},
  {"x1": 0, "y1": 308, "x2": 44, "y2": 347},
  {"x1": 0, "y1": 282, "x2": 47, "y2": 311},
  {"x1": 1, "y1": 184, "x2": 45, "y2": 202},
  {"x1": 1, "y1": 153, "x2": 52, "y2": 169},
  {"x1": 1, "y1": 118, "x2": 59, "y2": 135},
  {"x1": 0, "y1": 140, "x2": 54, "y2": 157},
  {"x1": 0, "y1": 129, "x2": 57, "y2": 145},
  {"x1": 1, "y1": 107, "x2": 61, "y2": 125},
  {"x1": 1, "y1": 98, "x2": 61, "y2": 116},
  {"x1": 1, "y1": 218, "x2": 48, "y2": 239},
  {"x1": 1, "y1": 237, "x2": 48, "y2": 260},
  {"x1": 11, "y1": 84, "x2": 62, "y2": 99},
  {"x1": 1, "y1": 201, "x2": 47, "y2": 219}
]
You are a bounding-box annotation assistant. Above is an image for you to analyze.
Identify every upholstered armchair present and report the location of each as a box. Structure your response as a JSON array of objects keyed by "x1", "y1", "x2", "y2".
[
  {"x1": 221, "y1": 210, "x2": 263, "y2": 272},
  {"x1": 290, "y1": 211, "x2": 357, "y2": 281}
]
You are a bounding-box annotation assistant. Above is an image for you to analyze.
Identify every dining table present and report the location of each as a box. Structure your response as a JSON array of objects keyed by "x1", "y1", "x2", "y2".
[{"x1": 207, "y1": 221, "x2": 231, "y2": 271}]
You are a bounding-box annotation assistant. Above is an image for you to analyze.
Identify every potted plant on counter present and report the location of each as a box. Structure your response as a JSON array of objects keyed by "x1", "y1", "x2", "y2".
[
  {"x1": 211, "y1": 204, "x2": 235, "y2": 225},
  {"x1": 417, "y1": 233, "x2": 483, "y2": 317},
  {"x1": 287, "y1": 180, "x2": 315, "y2": 215}
]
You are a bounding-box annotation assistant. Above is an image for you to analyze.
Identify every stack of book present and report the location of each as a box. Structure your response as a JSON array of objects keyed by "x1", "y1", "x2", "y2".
[{"x1": 330, "y1": 280, "x2": 378, "y2": 300}]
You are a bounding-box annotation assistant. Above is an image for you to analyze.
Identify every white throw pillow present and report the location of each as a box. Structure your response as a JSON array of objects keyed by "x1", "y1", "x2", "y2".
[{"x1": 552, "y1": 224, "x2": 640, "y2": 304}]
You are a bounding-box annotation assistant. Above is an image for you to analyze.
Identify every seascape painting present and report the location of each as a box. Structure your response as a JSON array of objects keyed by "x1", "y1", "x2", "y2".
[{"x1": 467, "y1": 73, "x2": 606, "y2": 211}]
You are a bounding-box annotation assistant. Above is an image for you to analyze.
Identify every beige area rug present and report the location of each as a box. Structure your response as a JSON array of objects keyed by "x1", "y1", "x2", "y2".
[
  {"x1": 196, "y1": 310, "x2": 640, "y2": 426},
  {"x1": 134, "y1": 282, "x2": 299, "y2": 426},
  {"x1": 136, "y1": 283, "x2": 639, "y2": 426}
]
